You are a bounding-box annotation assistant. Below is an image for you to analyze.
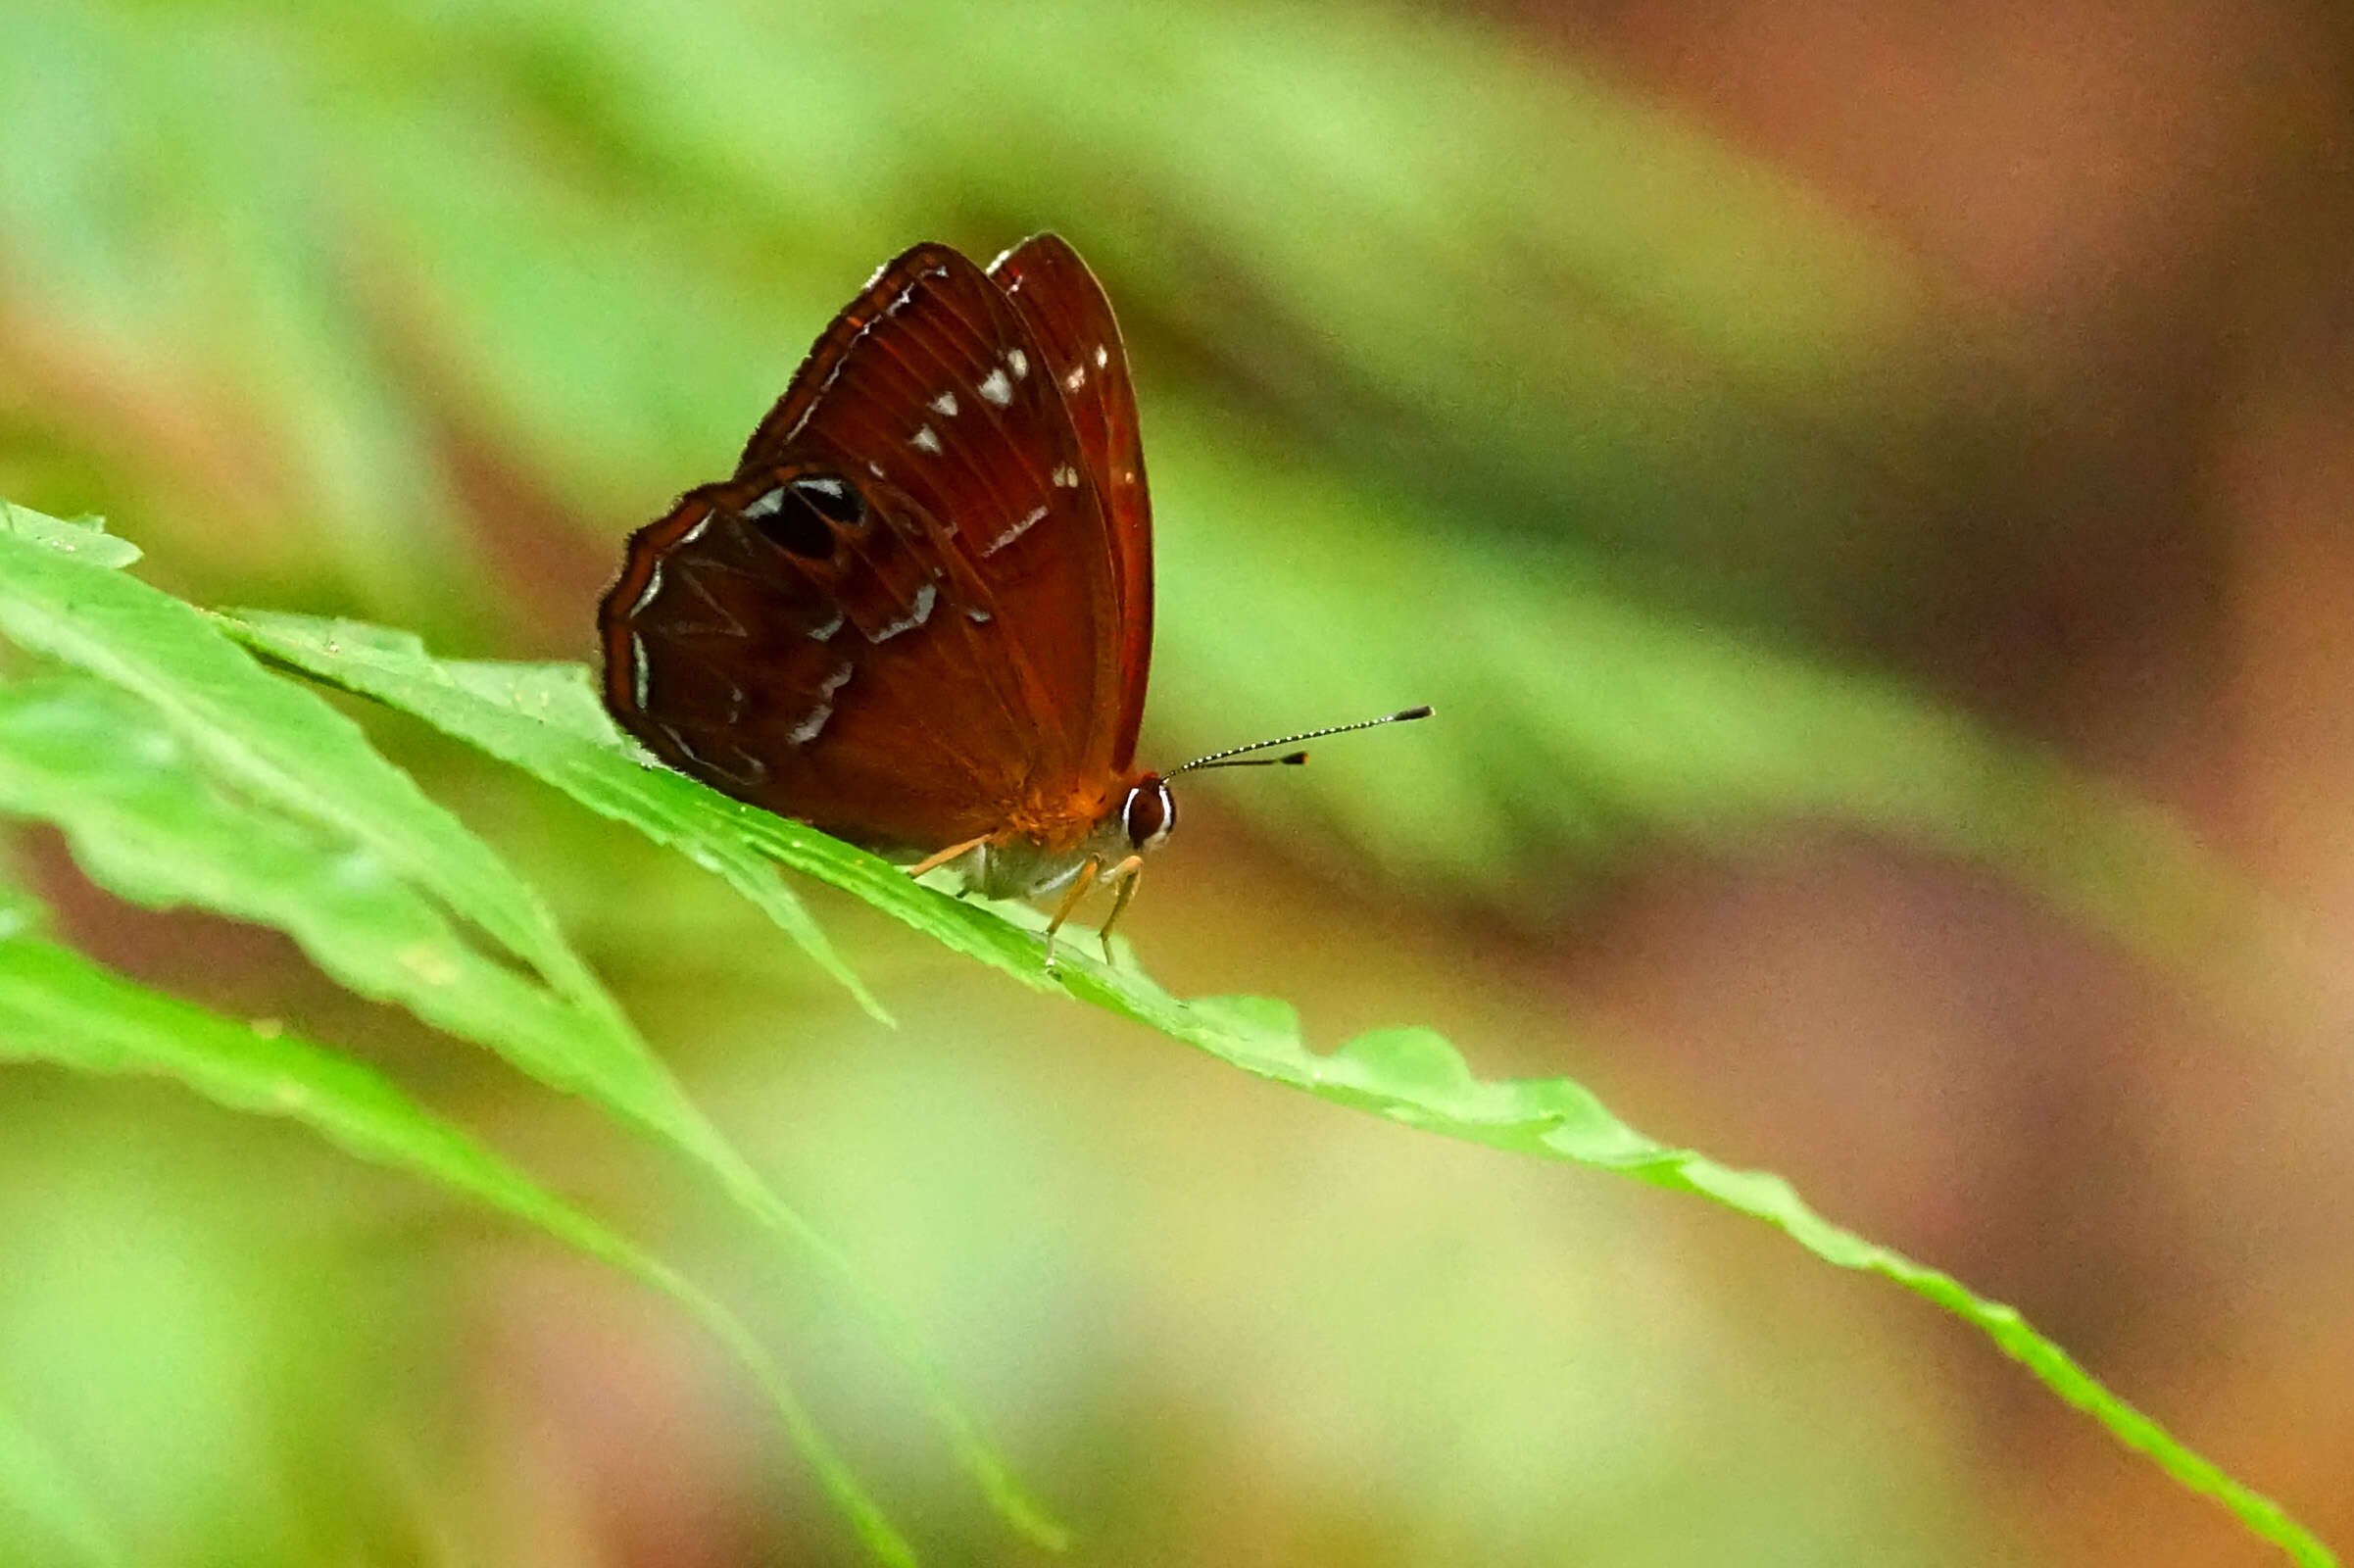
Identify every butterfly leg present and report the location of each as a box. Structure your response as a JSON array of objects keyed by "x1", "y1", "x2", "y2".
[
  {"x1": 1042, "y1": 856, "x2": 1102, "y2": 971},
  {"x1": 1096, "y1": 856, "x2": 1146, "y2": 962},
  {"x1": 907, "y1": 834, "x2": 992, "y2": 881}
]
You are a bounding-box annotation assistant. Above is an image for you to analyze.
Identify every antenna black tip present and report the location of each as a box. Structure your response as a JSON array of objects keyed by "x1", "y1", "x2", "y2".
[{"x1": 1170, "y1": 704, "x2": 1433, "y2": 774}]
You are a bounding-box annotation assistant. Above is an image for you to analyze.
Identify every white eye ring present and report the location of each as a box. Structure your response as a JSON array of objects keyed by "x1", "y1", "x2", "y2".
[{"x1": 1123, "y1": 779, "x2": 1175, "y2": 851}]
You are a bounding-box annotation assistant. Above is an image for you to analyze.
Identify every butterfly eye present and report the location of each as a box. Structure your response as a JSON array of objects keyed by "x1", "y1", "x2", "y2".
[
  {"x1": 743, "y1": 474, "x2": 862, "y2": 559},
  {"x1": 1122, "y1": 777, "x2": 1174, "y2": 850}
]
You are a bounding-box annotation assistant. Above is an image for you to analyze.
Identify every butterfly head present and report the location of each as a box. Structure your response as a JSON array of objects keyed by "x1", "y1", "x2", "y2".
[{"x1": 1118, "y1": 773, "x2": 1176, "y2": 855}]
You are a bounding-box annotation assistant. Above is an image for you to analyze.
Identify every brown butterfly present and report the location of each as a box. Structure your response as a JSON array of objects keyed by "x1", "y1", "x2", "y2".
[{"x1": 600, "y1": 234, "x2": 1425, "y2": 962}]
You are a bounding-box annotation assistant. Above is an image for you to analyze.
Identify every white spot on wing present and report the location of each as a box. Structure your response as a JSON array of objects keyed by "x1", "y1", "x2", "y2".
[
  {"x1": 1094, "y1": 344, "x2": 1109, "y2": 368},
  {"x1": 1063, "y1": 365, "x2": 1087, "y2": 392},
  {"x1": 810, "y1": 609, "x2": 845, "y2": 642},
  {"x1": 630, "y1": 636, "x2": 651, "y2": 708},
  {"x1": 1051, "y1": 465, "x2": 1079, "y2": 488},
  {"x1": 986, "y1": 505, "x2": 1050, "y2": 556},
  {"x1": 867, "y1": 460, "x2": 885, "y2": 478},
  {"x1": 966, "y1": 606, "x2": 993, "y2": 624},
  {"x1": 1006, "y1": 347, "x2": 1029, "y2": 380},
  {"x1": 678, "y1": 515, "x2": 712, "y2": 546},
  {"x1": 868, "y1": 580, "x2": 938, "y2": 641},
  {"x1": 628, "y1": 564, "x2": 665, "y2": 618},
  {"x1": 911, "y1": 423, "x2": 943, "y2": 455},
  {"x1": 930, "y1": 391, "x2": 958, "y2": 416},
  {"x1": 741, "y1": 489, "x2": 784, "y2": 518},
  {"x1": 977, "y1": 368, "x2": 1012, "y2": 407},
  {"x1": 788, "y1": 662, "x2": 856, "y2": 744}
]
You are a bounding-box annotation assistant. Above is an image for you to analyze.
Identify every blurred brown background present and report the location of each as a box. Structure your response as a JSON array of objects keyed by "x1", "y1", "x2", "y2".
[{"x1": 3, "y1": 0, "x2": 2351, "y2": 1563}]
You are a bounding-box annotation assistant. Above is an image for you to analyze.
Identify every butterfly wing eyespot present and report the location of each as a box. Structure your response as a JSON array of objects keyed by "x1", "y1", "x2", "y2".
[
  {"x1": 600, "y1": 238, "x2": 1159, "y2": 865},
  {"x1": 740, "y1": 478, "x2": 844, "y2": 559},
  {"x1": 790, "y1": 474, "x2": 866, "y2": 525}
]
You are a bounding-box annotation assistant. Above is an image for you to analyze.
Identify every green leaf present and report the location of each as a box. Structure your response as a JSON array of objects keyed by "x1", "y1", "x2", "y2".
[
  {"x1": 0, "y1": 503, "x2": 602, "y2": 1012},
  {"x1": 1120, "y1": 996, "x2": 2329, "y2": 1559},
  {"x1": 0, "y1": 510, "x2": 714, "y2": 1168},
  {"x1": 0, "y1": 935, "x2": 915, "y2": 1567},
  {"x1": 221, "y1": 607, "x2": 2333, "y2": 1568},
  {"x1": 0, "y1": 672, "x2": 693, "y2": 1106},
  {"x1": 0, "y1": 508, "x2": 140, "y2": 568},
  {"x1": 0, "y1": 506, "x2": 1059, "y2": 1552}
]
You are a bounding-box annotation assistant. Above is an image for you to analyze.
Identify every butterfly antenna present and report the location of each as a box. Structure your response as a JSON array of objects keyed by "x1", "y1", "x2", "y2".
[{"x1": 1171, "y1": 706, "x2": 1433, "y2": 774}]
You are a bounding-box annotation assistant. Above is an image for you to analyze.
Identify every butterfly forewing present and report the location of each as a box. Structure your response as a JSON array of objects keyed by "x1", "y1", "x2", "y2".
[
  {"x1": 987, "y1": 235, "x2": 1153, "y2": 774},
  {"x1": 602, "y1": 237, "x2": 1151, "y2": 856},
  {"x1": 735, "y1": 245, "x2": 965, "y2": 477},
  {"x1": 750, "y1": 247, "x2": 1124, "y2": 776}
]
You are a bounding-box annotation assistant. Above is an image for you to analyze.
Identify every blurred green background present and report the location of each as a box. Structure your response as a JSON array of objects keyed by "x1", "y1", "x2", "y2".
[{"x1": 5, "y1": 0, "x2": 2353, "y2": 1562}]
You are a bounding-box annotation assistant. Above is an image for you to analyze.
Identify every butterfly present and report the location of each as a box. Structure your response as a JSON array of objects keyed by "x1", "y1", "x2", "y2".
[{"x1": 599, "y1": 234, "x2": 1425, "y2": 963}]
